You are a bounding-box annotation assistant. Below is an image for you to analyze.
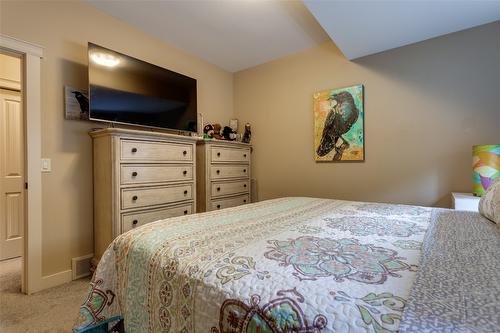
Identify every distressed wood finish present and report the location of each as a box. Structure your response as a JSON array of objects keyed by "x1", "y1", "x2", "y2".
[
  {"x1": 120, "y1": 164, "x2": 194, "y2": 185},
  {"x1": 121, "y1": 202, "x2": 194, "y2": 232},
  {"x1": 197, "y1": 140, "x2": 252, "y2": 212},
  {"x1": 210, "y1": 194, "x2": 250, "y2": 211},
  {"x1": 121, "y1": 140, "x2": 193, "y2": 162},
  {"x1": 210, "y1": 146, "x2": 250, "y2": 163},
  {"x1": 121, "y1": 184, "x2": 194, "y2": 210},
  {"x1": 211, "y1": 179, "x2": 250, "y2": 197},
  {"x1": 90, "y1": 128, "x2": 199, "y2": 261}
]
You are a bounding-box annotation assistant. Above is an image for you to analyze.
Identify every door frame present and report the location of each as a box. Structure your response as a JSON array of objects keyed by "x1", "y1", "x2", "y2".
[{"x1": 0, "y1": 34, "x2": 43, "y2": 294}]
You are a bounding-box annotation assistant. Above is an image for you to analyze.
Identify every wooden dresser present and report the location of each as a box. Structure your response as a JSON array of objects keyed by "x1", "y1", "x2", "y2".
[
  {"x1": 196, "y1": 140, "x2": 252, "y2": 212},
  {"x1": 90, "y1": 128, "x2": 199, "y2": 260}
]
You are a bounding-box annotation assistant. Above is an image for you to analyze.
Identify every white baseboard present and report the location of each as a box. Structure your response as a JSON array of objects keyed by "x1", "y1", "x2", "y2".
[
  {"x1": 41, "y1": 269, "x2": 72, "y2": 290},
  {"x1": 38, "y1": 253, "x2": 94, "y2": 291}
]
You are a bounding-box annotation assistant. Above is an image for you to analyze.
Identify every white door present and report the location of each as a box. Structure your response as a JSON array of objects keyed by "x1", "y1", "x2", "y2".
[{"x1": 0, "y1": 88, "x2": 24, "y2": 260}]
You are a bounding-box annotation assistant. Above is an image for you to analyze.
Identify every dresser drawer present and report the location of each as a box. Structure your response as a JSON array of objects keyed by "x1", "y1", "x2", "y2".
[
  {"x1": 121, "y1": 164, "x2": 193, "y2": 185},
  {"x1": 121, "y1": 139, "x2": 193, "y2": 162},
  {"x1": 210, "y1": 194, "x2": 250, "y2": 211},
  {"x1": 211, "y1": 180, "x2": 249, "y2": 197},
  {"x1": 211, "y1": 146, "x2": 250, "y2": 163},
  {"x1": 210, "y1": 165, "x2": 249, "y2": 179},
  {"x1": 121, "y1": 184, "x2": 193, "y2": 210},
  {"x1": 121, "y1": 203, "x2": 194, "y2": 232}
]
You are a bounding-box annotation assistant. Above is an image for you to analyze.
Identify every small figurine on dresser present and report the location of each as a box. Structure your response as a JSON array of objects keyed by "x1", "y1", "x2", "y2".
[
  {"x1": 222, "y1": 126, "x2": 237, "y2": 141},
  {"x1": 212, "y1": 123, "x2": 224, "y2": 140},
  {"x1": 242, "y1": 123, "x2": 251, "y2": 144},
  {"x1": 203, "y1": 124, "x2": 214, "y2": 139},
  {"x1": 204, "y1": 121, "x2": 246, "y2": 142}
]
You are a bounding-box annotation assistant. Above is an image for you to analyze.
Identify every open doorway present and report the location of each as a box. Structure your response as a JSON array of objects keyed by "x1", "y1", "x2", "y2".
[{"x1": 0, "y1": 51, "x2": 24, "y2": 294}]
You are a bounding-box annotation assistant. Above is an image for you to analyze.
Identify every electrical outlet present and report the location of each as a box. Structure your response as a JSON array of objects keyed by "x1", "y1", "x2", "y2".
[{"x1": 41, "y1": 158, "x2": 51, "y2": 172}]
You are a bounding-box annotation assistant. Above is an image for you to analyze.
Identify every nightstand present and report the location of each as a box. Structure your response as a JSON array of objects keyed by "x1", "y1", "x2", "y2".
[{"x1": 451, "y1": 192, "x2": 480, "y2": 212}]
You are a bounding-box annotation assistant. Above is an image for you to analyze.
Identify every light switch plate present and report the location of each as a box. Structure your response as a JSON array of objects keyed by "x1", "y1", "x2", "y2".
[{"x1": 41, "y1": 158, "x2": 51, "y2": 172}]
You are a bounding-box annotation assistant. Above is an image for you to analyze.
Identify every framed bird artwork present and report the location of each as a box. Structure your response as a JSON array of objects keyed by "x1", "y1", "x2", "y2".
[
  {"x1": 313, "y1": 84, "x2": 364, "y2": 162},
  {"x1": 64, "y1": 85, "x2": 89, "y2": 121}
]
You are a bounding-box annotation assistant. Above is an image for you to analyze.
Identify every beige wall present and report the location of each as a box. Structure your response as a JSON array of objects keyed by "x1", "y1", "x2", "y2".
[
  {"x1": 0, "y1": 1, "x2": 234, "y2": 276},
  {"x1": 234, "y1": 21, "x2": 500, "y2": 208}
]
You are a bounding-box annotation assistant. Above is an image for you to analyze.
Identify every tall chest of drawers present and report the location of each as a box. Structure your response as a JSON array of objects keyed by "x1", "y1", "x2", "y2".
[
  {"x1": 196, "y1": 140, "x2": 252, "y2": 212},
  {"x1": 90, "y1": 128, "x2": 198, "y2": 261}
]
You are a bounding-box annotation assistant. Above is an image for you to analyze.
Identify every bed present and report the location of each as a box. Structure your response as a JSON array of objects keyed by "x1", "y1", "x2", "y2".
[{"x1": 74, "y1": 197, "x2": 499, "y2": 333}]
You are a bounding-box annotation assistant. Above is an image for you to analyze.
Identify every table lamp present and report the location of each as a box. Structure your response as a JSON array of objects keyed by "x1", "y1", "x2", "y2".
[{"x1": 472, "y1": 144, "x2": 499, "y2": 196}]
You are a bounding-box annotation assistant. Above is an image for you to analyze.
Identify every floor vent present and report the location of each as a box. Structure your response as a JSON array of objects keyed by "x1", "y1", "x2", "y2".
[{"x1": 72, "y1": 254, "x2": 93, "y2": 280}]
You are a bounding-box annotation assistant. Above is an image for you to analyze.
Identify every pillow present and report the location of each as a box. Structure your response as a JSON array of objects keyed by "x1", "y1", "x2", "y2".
[{"x1": 479, "y1": 177, "x2": 500, "y2": 223}]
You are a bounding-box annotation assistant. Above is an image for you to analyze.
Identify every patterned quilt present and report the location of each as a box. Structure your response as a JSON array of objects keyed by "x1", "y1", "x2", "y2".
[
  {"x1": 74, "y1": 197, "x2": 434, "y2": 333},
  {"x1": 400, "y1": 210, "x2": 500, "y2": 333}
]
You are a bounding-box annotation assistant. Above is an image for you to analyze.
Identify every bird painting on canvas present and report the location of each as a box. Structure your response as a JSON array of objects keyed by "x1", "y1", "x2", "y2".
[{"x1": 314, "y1": 85, "x2": 364, "y2": 161}]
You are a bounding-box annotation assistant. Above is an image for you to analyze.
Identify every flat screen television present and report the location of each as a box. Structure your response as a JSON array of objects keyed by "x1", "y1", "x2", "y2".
[{"x1": 88, "y1": 43, "x2": 197, "y2": 132}]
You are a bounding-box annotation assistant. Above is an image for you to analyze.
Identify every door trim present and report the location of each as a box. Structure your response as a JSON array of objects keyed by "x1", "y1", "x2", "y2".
[{"x1": 1, "y1": 34, "x2": 43, "y2": 294}]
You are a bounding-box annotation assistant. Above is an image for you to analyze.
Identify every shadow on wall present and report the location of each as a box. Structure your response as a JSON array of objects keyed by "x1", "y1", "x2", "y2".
[
  {"x1": 261, "y1": 150, "x2": 456, "y2": 208},
  {"x1": 351, "y1": 22, "x2": 500, "y2": 206},
  {"x1": 354, "y1": 26, "x2": 499, "y2": 127},
  {"x1": 235, "y1": 22, "x2": 500, "y2": 208},
  {"x1": 54, "y1": 41, "x2": 95, "y2": 257}
]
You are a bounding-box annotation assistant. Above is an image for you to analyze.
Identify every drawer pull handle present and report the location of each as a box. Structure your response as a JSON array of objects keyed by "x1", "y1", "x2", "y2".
[
  {"x1": 243, "y1": 169, "x2": 247, "y2": 173},
  {"x1": 132, "y1": 219, "x2": 138, "y2": 225},
  {"x1": 184, "y1": 210, "x2": 188, "y2": 215},
  {"x1": 184, "y1": 190, "x2": 188, "y2": 195},
  {"x1": 132, "y1": 195, "x2": 138, "y2": 201},
  {"x1": 131, "y1": 148, "x2": 137, "y2": 153},
  {"x1": 132, "y1": 171, "x2": 138, "y2": 177},
  {"x1": 217, "y1": 152, "x2": 221, "y2": 157},
  {"x1": 243, "y1": 199, "x2": 247, "y2": 203},
  {"x1": 183, "y1": 170, "x2": 188, "y2": 175},
  {"x1": 217, "y1": 204, "x2": 221, "y2": 209},
  {"x1": 243, "y1": 154, "x2": 247, "y2": 158},
  {"x1": 244, "y1": 184, "x2": 247, "y2": 188},
  {"x1": 216, "y1": 170, "x2": 220, "y2": 174},
  {"x1": 183, "y1": 150, "x2": 187, "y2": 156},
  {"x1": 217, "y1": 187, "x2": 221, "y2": 191}
]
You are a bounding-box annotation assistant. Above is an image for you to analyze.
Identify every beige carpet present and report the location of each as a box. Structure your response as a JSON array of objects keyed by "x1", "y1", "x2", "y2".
[{"x1": 0, "y1": 257, "x2": 90, "y2": 332}]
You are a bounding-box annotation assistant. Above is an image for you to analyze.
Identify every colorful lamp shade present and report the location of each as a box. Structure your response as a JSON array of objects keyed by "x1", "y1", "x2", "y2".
[{"x1": 472, "y1": 144, "x2": 500, "y2": 196}]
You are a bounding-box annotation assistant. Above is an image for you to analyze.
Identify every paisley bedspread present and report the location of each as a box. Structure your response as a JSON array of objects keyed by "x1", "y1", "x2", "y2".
[{"x1": 74, "y1": 197, "x2": 434, "y2": 333}]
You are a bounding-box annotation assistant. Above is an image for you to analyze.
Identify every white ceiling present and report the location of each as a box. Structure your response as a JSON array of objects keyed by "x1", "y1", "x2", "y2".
[
  {"x1": 87, "y1": 0, "x2": 329, "y2": 72},
  {"x1": 304, "y1": 0, "x2": 500, "y2": 60},
  {"x1": 88, "y1": 0, "x2": 500, "y2": 71}
]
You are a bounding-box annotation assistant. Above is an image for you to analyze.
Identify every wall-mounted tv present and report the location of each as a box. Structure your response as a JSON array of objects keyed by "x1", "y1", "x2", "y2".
[{"x1": 88, "y1": 43, "x2": 197, "y2": 132}]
